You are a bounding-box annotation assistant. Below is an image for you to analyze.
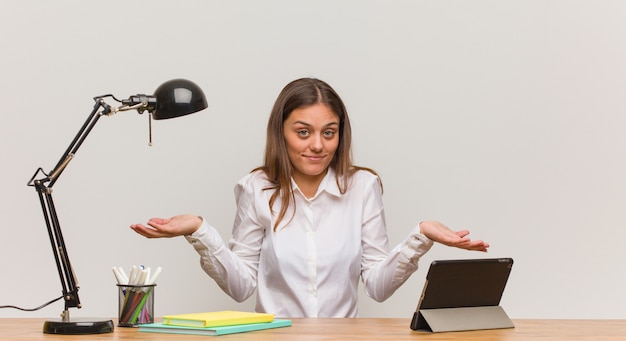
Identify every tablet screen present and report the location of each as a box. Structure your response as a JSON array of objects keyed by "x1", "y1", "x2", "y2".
[{"x1": 416, "y1": 258, "x2": 513, "y2": 310}]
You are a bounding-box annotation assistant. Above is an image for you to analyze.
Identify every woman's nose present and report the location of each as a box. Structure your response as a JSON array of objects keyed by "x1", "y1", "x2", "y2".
[{"x1": 309, "y1": 135, "x2": 323, "y2": 151}]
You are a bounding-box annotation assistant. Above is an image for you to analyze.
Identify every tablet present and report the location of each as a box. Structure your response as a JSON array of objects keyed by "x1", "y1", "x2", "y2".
[{"x1": 410, "y1": 257, "x2": 514, "y2": 332}]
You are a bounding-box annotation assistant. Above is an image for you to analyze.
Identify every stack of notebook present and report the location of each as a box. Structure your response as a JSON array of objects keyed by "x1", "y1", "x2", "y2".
[{"x1": 138, "y1": 310, "x2": 292, "y2": 336}]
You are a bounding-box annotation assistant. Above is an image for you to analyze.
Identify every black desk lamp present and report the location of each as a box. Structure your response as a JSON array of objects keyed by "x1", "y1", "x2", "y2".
[{"x1": 27, "y1": 79, "x2": 208, "y2": 334}]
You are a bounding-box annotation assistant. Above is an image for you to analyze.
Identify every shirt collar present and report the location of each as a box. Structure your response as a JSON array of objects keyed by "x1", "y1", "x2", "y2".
[{"x1": 291, "y1": 167, "x2": 342, "y2": 199}]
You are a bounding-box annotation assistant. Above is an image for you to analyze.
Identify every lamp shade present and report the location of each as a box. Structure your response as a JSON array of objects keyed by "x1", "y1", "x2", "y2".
[{"x1": 152, "y1": 79, "x2": 208, "y2": 120}]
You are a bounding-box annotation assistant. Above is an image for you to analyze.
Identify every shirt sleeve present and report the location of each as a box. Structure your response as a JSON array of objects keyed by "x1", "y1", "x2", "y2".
[
  {"x1": 360, "y1": 176, "x2": 434, "y2": 302},
  {"x1": 184, "y1": 173, "x2": 265, "y2": 302}
]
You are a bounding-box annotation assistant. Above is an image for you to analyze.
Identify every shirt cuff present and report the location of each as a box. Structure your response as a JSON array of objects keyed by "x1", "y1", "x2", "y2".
[
  {"x1": 401, "y1": 225, "x2": 434, "y2": 264},
  {"x1": 184, "y1": 218, "x2": 225, "y2": 254}
]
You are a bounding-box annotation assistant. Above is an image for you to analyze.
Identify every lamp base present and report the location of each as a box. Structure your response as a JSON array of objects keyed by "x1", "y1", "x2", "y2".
[{"x1": 43, "y1": 318, "x2": 114, "y2": 334}]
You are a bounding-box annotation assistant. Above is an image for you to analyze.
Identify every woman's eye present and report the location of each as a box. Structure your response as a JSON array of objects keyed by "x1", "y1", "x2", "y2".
[
  {"x1": 298, "y1": 130, "x2": 309, "y2": 137},
  {"x1": 324, "y1": 130, "x2": 335, "y2": 138}
]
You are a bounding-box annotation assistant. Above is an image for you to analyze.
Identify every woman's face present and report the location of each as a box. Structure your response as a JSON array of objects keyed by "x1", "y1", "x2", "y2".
[{"x1": 283, "y1": 103, "x2": 340, "y2": 186}]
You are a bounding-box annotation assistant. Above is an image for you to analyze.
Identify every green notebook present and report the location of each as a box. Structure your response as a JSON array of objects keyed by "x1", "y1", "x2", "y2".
[{"x1": 138, "y1": 319, "x2": 292, "y2": 336}]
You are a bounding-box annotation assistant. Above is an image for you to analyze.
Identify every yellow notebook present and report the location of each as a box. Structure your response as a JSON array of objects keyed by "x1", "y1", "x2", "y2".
[{"x1": 162, "y1": 311, "x2": 274, "y2": 328}]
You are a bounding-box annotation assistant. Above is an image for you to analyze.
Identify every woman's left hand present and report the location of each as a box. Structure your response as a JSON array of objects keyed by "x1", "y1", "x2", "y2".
[{"x1": 419, "y1": 220, "x2": 490, "y2": 252}]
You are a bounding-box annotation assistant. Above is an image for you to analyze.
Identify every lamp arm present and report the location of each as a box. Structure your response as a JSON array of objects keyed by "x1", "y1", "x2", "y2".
[
  {"x1": 27, "y1": 98, "x2": 112, "y2": 319},
  {"x1": 48, "y1": 98, "x2": 112, "y2": 186}
]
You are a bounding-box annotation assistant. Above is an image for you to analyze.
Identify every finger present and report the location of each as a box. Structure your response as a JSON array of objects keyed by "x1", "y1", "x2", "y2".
[
  {"x1": 467, "y1": 240, "x2": 489, "y2": 252},
  {"x1": 449, "y1": 238, "x2": 488, "y2": 251},
  {"x1": 148, "y1": 217, "x2": 169, "y2": 225},
  {"x1": 147, "y1": 220, "x2": 167, "y2": 230},
  {"x1": 455, "y1": 230, "x2": 470, "y2": 238},
  {"x1": 130, "y1": 225, "x2": 164, "y2": 238},
  {"x1": 449, "y1": 235, "x2": 473, "y2": 245},
  {"x1": 130, "y1": 225, "x2": 150, "y2": 237}
]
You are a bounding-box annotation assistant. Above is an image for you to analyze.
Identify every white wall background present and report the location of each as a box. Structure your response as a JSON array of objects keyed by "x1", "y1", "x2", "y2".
[{"x1": 1, "y1": 0, "x2": 625, "y2": 320}]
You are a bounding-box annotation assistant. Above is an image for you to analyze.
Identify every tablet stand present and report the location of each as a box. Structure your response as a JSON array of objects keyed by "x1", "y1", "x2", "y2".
[{"x1": 410, "y1": 306, "x2": 514, "y2": 333}]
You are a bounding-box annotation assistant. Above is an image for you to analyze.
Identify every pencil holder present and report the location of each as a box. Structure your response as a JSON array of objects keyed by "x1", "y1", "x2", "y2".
[{"x1": 117, "y1": 284, "x2": 155, "y2": 327}]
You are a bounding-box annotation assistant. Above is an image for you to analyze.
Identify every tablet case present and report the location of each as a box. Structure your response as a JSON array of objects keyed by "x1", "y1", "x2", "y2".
[{"x1": 410, "y1": 257, "x2": 514, "y2": 333}]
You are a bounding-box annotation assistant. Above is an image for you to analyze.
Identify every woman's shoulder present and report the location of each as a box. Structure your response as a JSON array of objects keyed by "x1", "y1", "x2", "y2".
[
  {"x1": 234, "y1": 169, "x2": 273, "y2": 203},
  {"x1": 237, "y1": 168, "x2": 273, "y2": 189},
  {"x1": 348, "y1": 167, "x2": 382, "y2": 188},
  {"x1": 351, "y1": 167, "x2": 380, "y2": 181}
]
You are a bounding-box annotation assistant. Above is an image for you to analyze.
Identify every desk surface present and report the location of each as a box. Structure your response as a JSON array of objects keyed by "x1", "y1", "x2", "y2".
[{"x1": 1, "y1": 318, "x2": 625, "y2": 340}]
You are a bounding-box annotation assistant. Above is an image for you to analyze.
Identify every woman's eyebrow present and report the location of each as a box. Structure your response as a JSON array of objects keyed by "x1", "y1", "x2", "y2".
[
  {"x1": 292, "y1": 120, "x2": 339, "y2": 127},
  {"x1": 292, "y1": 120, "x2": 311, "y2": 126}
]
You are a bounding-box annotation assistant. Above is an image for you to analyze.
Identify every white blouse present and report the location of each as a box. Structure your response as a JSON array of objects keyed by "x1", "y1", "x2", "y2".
[{"x1": 185, "y1": 168, "x2": 433, "y2": 318}]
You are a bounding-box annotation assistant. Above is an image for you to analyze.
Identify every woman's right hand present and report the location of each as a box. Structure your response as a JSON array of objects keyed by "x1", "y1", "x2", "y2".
[{"x1": 130, "y1": 214, "x2": 203, "y2": 238}]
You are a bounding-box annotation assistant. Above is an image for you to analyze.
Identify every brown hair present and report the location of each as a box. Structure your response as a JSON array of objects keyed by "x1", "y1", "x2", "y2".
[{"x1": 254, "y1": 78, "x2": 379, "y2": 230}]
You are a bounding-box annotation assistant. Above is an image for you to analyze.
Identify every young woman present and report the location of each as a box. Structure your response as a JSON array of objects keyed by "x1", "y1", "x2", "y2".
[{"x1": 130, "y1": 78, "x2": 489, "y2": 318}]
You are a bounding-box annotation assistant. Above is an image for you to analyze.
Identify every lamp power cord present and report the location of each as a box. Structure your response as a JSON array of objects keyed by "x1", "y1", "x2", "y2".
[{"x1": 0, "y1": 296, "x2": 63, "y2": 311}]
